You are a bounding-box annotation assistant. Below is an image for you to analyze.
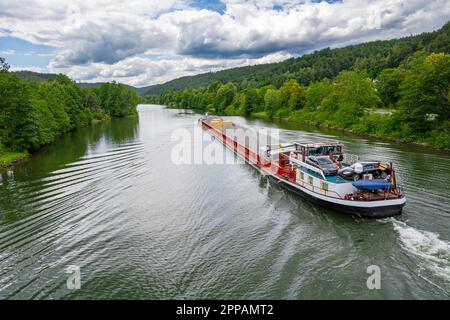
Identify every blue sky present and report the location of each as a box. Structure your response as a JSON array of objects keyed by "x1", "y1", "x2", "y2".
[
  {"x1": 190, "y1": 0, "x2": 227, "y2": 13},
  {"x1": 0, "y1": 36, "x2": 55, "y2": 69},
  {"x1": 0, "y1": 0, "x2": 448, "y2": 86}
]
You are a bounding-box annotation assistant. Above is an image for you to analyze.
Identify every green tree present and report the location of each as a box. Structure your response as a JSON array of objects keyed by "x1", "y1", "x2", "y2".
[
  {"x1": 0, "y1": 57, "x2": 9, "y2": 73},
  {"x1": 376, "y1": 68, "x2": 405, "y2": 108},
  {"x1": 264, "y1": 89, "x2": 280, "y2": 118},
  {"x1": 214, "y1": 82, "x2": 237, "y2": 114},
  {"x1": 278, "y1": 79, "x2": 304, "y2": 111},
  {"x1": 0, "y1": 73, "x2": 34, "y2": 150},
  {"x1": 396, "y1": 52, "x2": 450, "y2": 133},
  {"x1": 242, "y1": 87, "x2": 258, "y2": 116},
  {"x1": 304, "y1": 79, "x2": 331, "y2": 111}
]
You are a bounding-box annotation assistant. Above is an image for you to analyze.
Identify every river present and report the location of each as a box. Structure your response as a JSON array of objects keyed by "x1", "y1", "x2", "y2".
[{"x1": 0, "y1": 104, "x2": 449, "y2": 299}]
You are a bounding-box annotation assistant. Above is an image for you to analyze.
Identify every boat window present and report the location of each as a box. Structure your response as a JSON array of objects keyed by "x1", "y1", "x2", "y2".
[
  {"x1": 300, "y1": 171, "x2": 304, "y2": 180},
  {"x1": 308, "y1": 176, "x2": 313, "y2": 185},
  {"x1": 321, "y1": 181, "x2": 329, "y2": 191}
]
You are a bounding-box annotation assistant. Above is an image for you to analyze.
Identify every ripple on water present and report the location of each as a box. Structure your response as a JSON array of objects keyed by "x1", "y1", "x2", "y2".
[{"x1": 0, "y1": 142, "x2": 146, "y2": 298}]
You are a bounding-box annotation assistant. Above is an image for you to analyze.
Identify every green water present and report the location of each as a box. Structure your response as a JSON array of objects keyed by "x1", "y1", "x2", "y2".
[{"x1": 0, "y1": 105, "x2": 449, "y2": 299}]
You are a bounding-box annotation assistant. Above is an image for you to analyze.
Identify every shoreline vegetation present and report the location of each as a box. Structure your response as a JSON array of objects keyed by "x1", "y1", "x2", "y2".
[
  {"x1": 146, "y1": 22, "x2": 450, "y2": 151},
  {"x1": 0, "y1": 57, "x2": 139, "y2": 168},
  {"x1": 247, "y1": 111, "x2": 449, "y2": 152},
  {"x1": 0, "y1": 148, "x2": 28, "y2": 168}
]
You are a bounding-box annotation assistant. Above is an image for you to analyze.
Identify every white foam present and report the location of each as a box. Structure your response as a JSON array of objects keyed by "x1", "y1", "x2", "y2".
[{"x1": 393, "y1": 220, "x2": 450, "y2": 281}]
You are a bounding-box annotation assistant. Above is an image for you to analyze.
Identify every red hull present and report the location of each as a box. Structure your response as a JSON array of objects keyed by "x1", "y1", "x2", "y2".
[{"x1": 199, "y1": 119, "x2": 290, "y2": 179}]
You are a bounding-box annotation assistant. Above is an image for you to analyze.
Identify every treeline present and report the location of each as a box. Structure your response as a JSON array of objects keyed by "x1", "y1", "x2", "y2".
[
  {"x1": 148, "y1": 51, "x2": 450, "y2": 149},
  {"x1": 0, "y1": 61, "x2": 139, "y2": 152},
  {"x1": 145, "y1": 22, "x2": 449, "y2": 95}
]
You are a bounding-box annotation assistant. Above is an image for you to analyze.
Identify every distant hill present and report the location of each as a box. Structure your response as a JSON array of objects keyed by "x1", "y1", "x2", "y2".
[
  {"x1": 144, "y1": 63, "x2": 277, "y2": 95},
  {"x1": 76, "y1": 81, "x2": 146, "y2": 95},
  {"x1": 12, "y1": 70, "x2": 60, "y2": 82},
  {"x1": 133, "y1": 86, "x2": 153, "y2": 96},
  {"x1": 144, "y1": 21, "x2": 450, "y2": 95},
  {"x1": 12, "y1": 70, "x2": 148, "y2": 95}
]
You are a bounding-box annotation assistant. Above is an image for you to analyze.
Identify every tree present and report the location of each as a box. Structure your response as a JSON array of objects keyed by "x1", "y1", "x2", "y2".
[
  {"x1": 214, "y1": 82, "x2": 237, "y2": 114},
  {"x1": 83, "y1": 88, "x2": 101, "y2": 112},
  {"x1": 278, "y1": 80, "x2": 304, "y2": 111},
  {"x1": 376, "y1": 68, "x2": 405, "y2": 108},
  {"x1": 396, "y1": 52, "x2": 450, "y2": 133},
  {"x1": 0, "y1": 57, "x2": 9, "y2": 73},
  {"x1": 0, "y1": 73, "x2": 34, "y2": 150},
  {"x1": 332, "y1": 70, "x2": 380, "y2": 109},
  {"x1": 242, "y1": 87, "x2": 258, "y2": 116},
  {"x1": 304, "y1": 79, "x2": 331, "y2": 111},
  {"x1": 264, "y1": 89, "x2": 280, "y2": 118}
]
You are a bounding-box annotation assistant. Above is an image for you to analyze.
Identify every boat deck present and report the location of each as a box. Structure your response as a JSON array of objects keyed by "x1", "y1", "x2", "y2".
[{"x1": 300, "y1": 167, "x2": 348, "y2": 184}]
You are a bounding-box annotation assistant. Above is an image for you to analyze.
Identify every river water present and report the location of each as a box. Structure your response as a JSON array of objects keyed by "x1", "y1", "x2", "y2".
[{"x1": 0, "y1": 105, "x2": 449, "y2": 299}]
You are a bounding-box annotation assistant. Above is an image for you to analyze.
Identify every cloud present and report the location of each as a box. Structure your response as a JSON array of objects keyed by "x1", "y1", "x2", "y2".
[
  {"x1": 1, "y1": 0, "x2": 449, "y2": 86},
  {"x1": 50, "y1": 51, "x2": 292, "y2": 87},
  {"x1": 0, "y1": 49, "x2": 15, "y2": 55}
]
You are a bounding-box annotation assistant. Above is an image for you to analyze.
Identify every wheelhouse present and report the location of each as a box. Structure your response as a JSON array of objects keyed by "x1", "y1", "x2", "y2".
[{"x1": 294, "y1": 142, "x2": 344, "y2": 162}]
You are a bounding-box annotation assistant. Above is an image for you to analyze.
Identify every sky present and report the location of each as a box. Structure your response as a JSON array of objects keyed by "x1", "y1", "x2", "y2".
[{"x1": 0, "y1": 0, "x2": 449, "y2": 87}]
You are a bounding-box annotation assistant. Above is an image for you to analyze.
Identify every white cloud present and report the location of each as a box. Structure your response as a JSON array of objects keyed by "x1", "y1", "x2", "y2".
[
  {"x1": 51, "y1": 51, "x2": 292, "y2": 87},
  {"x1": 0, "y1": 49, "x2": 15, "y2": 55},
  {"x1": 1, "y1": 0, "x2": 449, "y2": 86}
]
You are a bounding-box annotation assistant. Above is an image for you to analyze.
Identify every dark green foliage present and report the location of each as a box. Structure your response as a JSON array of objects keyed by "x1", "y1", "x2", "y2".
[
  {"x1": 376, "y1": 68, "x2": 405, "y2": 108},
  {"x1": 95, "y1": 82, "x2": 139, "y2": 117},
  {"x1": 11, "y1": 70, "x2": 59, "y2": 82},
  {"x1": 213, "y1": 82, "x2": 237, "y2": 114},
  {"x1": 242, "y1": 87, "x2": 258, "y2": 115},
  {"x1": 0, "y1": 61, "x2": 139, "y2": 152},
  {"x1": 0, "y1": 73, "x2": 34, "y2": 150}
]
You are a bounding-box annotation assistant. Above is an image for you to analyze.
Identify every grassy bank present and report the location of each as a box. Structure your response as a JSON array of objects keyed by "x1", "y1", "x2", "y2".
[{"x1": 0, "y1": 147, "x2": 28, "y2": 167}]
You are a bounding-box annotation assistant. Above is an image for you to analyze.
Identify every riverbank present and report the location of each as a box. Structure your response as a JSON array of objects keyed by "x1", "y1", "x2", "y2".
[
  {"x1": 184, "y1": 107, "x2": 449, "y2": 152},
  {"x1": 252, "y1": 111, "x2": 450, "y2": 152},
  {"x1": 0, "y1": 115, "x2": 110, "y2": 169},
  {"x1": 290, "y1": 114, "x2": 448, "y2": 152},
  {"x1": 0, "y1": 147, "x2": 28, "y2": 168}
]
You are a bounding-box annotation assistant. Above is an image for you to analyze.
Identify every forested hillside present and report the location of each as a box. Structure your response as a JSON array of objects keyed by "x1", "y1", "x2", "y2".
[
  {"x1": 147, "y1": 22, "x2": 450, "y2": 150},
  {"x1": 1, "y1": 58, "x2": 139, "y2": 164},
  {"x1": 145, "y1": 22, "x2": 449, "y2": 95}
]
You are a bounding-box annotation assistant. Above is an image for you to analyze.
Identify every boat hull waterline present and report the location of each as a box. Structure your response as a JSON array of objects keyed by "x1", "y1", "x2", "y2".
[{"x1": 199, "y1": 117, "x2": 406, "y2": 218}]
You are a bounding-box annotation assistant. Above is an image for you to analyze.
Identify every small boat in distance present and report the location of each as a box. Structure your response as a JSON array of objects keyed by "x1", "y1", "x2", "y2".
[{"x1": 199, "y1": 115, "x2": 406, "y2": 219}]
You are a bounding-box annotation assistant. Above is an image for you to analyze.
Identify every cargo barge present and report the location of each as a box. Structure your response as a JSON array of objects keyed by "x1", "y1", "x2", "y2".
[{"x1": 199, "y1": 114, "x2": 406, "y2": 219}]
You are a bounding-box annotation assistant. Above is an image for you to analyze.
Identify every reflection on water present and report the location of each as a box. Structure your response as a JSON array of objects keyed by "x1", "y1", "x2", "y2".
[{"x1": 0, "y1": 105, "x2": 449, "y2": 299}]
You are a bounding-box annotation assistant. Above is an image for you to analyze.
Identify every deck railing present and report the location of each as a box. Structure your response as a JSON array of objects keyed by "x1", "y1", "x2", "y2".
[{"x1": 289, "y1": 157, "x2": 327, "y2": 180}]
